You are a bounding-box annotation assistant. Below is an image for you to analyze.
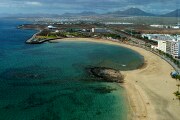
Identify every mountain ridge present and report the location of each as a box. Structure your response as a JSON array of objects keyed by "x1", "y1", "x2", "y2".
[
  {"x1": 161, "y1": 9, "x2": 180, "y2": 17},
  {"x1": 106, "y1": 8, "x2": 155, "y2": 16},
  {"x1": 1, "y1": 8, "x2": 180, "y2": 18}
]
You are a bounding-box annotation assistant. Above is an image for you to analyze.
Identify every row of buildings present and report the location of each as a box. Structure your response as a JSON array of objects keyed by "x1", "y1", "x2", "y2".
[
  {"x1": 150, "y1": 24, "x2": 180, "y2": 29},
  {"x1": 142, "y1": 34, "x2": 180, "y2": 58},
  {"x1": 47, "y1": 25, "x2": 110, "y2": 33}
]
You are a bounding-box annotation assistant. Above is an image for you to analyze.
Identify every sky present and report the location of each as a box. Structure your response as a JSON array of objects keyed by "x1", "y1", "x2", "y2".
[{"x1": 0, "y1": 0, "x2": 179, "y2": 14}]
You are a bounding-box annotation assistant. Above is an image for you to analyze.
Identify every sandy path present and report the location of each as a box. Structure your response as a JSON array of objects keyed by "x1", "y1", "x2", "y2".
[{"x1": 51, "y1": 38, "x2": 180, "y2": 120}]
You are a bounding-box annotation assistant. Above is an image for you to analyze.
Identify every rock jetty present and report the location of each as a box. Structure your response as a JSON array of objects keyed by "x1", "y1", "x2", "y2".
[{"x1": 86, "y1": 67, "x2": 124, "y2": 83}]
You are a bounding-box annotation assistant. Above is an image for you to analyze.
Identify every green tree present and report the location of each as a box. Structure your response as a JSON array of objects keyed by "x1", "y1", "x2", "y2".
[{"x1": 177, "y1": 84, "x2": 180, "y2": 92}]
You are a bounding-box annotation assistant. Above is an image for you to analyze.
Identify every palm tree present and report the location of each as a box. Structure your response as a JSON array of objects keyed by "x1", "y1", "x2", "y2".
[
  {"x1": 177, "y1": 84, "x2": 180, "y2": 92},
  {"x1": 177, "y1": 95, "x2": 180, "y2": 105},
  {"x1": 174, "y1": 91, "x2": 180, "y2": 105}
]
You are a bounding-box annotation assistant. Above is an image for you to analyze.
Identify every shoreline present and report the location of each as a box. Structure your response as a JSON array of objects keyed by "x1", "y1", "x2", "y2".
[{"x1": 52, "y1": 38, "x2": 180, "y2": 120}]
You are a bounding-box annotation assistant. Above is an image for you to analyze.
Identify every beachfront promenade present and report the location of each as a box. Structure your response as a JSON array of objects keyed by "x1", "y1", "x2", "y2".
[
  {"x1": 114, "y1": 29, "x2": 180, "y2": 73},
  {"x1": 126, "y1": 42, "x2": 180, "y2": 73}
]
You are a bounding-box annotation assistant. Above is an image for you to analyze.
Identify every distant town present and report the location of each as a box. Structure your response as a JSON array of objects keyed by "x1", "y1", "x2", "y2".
[{"x1": 18, "y1": 15, "x2": 180, "y2": 59}]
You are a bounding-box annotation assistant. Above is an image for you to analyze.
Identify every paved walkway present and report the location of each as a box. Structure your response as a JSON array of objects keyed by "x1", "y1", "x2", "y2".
[
  {"x1": 114, "y1": 30, "x2": 180, "y2": 73},
  {"x1": 125, "y1": 42, "x2": 180, "y2": 73}
]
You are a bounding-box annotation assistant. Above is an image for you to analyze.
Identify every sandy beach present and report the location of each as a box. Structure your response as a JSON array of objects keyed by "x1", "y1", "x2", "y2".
[{"x1": 52, "y1": 38, "x2": 180, "y2": 120}]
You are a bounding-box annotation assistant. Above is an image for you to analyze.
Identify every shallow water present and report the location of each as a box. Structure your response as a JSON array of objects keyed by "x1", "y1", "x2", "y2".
[{"x1": 0, "y1": 19, "x2": 144, "y2": 120}]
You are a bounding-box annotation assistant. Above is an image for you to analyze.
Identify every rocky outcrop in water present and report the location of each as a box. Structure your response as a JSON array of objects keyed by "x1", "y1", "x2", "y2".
[
  {"x1": 26, "y1": 37, "x2": 62, "y2": 44},
  {"x1": 86, "y1": 67, "x2": 124, "y2": 83}
]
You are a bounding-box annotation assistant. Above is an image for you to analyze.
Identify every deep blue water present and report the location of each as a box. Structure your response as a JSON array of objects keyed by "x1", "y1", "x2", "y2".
[{"x1": 0, "y1": 18, "x2": 144, "y2": 120}]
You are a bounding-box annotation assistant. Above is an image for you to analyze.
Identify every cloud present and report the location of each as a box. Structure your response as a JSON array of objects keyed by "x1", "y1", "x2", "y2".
[
  {"x1": 0, "y1": 0, "x2": 179, "y2": 14},
  {"x1": 25, "y1": 1, "x2": 42, "y2": 6}
]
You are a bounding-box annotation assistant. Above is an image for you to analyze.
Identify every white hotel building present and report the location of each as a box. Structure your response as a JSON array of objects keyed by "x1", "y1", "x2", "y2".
[
  {"x1": 158, "y1": 39, "x2": 180, "y2": 58},
  {"x1": 142, "y1": 34, "x2": 180, "y2": 58}
]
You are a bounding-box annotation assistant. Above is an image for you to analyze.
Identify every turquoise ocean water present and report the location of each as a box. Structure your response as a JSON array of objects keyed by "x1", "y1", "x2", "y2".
[{"x1": 0, "y1": 19, "x2": 144, "y2": 120}]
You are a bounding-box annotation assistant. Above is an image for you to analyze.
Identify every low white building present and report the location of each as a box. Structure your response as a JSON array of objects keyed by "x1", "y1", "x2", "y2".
[
  {"x1": 92, "y1": 28, "x2": 108, "y2": 33},
  {"x1": 150, "y1": 24, "x2": 180, "y2": 29},
  {"x1": 150, "y1": 24, "x2": 165, "y2": 28},
  {"x1": 142, "y1": 34, "x2": 173, "y2": 42},
  {"x1": 151, "y1": 45, "x2": 158, "y2": 49},
  {"x1": 172, "y1": 26, "x2": 180, "y2": 29},
  {"x1": 47, "y1": 25, "x2": 57, "y2": 29}
]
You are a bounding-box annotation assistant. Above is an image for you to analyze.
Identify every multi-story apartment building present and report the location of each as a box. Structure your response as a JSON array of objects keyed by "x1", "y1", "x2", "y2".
[
  {"x1": 171, "y1": 41, "x2": 180, "y2": 58},
  {"x1": 157, "y1": 40, "x2": 167, "y2": 53},
  {"x1": 157, "y1": 40, "x2": 180, "y2": 58},
  {"x1": 142, "y1": 34, "x2": 180, "y2": 58}
]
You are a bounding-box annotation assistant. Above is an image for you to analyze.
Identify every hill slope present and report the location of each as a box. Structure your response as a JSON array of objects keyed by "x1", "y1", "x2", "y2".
[
  {"x1": 162, "y1": 9, "x2": 180, "y2": 17},
  {"x1": 107, "y1": 8, "x2": 155, "y2": 16}
]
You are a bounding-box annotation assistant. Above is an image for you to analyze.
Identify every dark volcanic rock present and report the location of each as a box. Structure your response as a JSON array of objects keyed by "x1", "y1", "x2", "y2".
[{"x1": 86, "y1": 67, "x2": 124, "y2": 83}]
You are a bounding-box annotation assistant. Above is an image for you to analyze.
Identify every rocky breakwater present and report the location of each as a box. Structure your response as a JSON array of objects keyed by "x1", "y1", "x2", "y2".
[
  {"x1": 86, "y1": 67, "x2": 124, "y2": 83},
  {"x1": 26, "y1": 37, "x2": 56, "y2": 44},
  {"x1": 26, "y1": 31, "x2": 63, "y2": 44}
]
